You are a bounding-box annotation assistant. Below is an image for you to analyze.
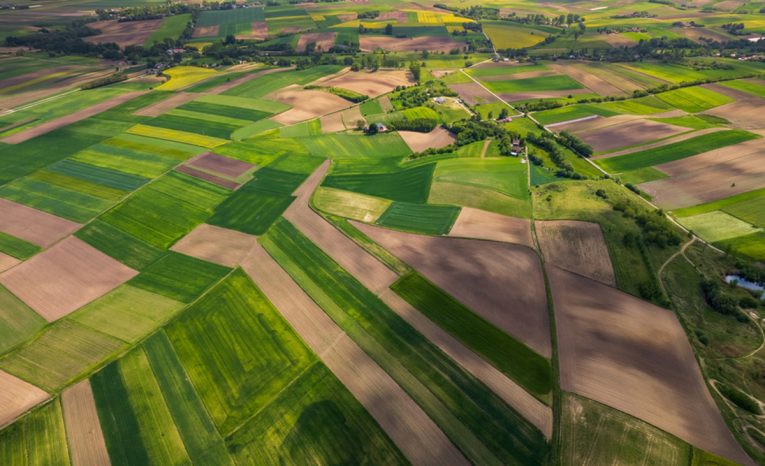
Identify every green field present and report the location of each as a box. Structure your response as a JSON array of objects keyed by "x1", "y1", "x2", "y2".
[
  {"x1": 0, "y1": 285, "x2": 46, "y2": 355},
  {"x1": 721, "y1": 79, "x2": 765, "y2": 99},
  {"x1": 678, "y1": 211, "x2": 761, "y2": 242},
  {"x1": 302, "y1": 132, "x2": 411, "y2": 174},
  {"x1": 75, "y1": 220, "x2": 165, "y2": 270},
  {"x1": 377, "y1": 202, "x2": 460, "y2": 235},
  {"x1": 129, "y1": 252, "x2": 230, "y2": 303},
  {"x1": 0, "y1": 232, "x2": 39, "y2": 260},
  {"x1": 222, "y1": 66, "x2": 343, "y2": 98},
  {"x1": 483, "y1": 21, "x2": 549, "y2": 49},
  {"x1": 312, "y1": 187, "x2": 392, "y2": 222},
  {"x1": 262, "y1": 220, "x2": 548, "y2": 466},
  {"x1": 597, "y1": 130, "x2": 759, "y2": 173},
  {"x1": 145, "y1": 14, "x2": 190, "y2": 46},
  {"x1": 0, "y1": 400, "x2": 70, "y2": 465},
  {"x1": 484, "y1": 75, "x2": 584, "y2": 94},
  {"x1": 656, "y1": 86, "x2": 733, "y2": 113},
  {"x1": 324, "y1": 164, "x2": 434, "y2": 203},
  {"x1": 195, "y1": 8, "x2": 266, "y2": 38}
]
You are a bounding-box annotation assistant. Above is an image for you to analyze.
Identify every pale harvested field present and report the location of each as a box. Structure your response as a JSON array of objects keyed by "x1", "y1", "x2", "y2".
[
  {"x1": 193, "y1": 24, "x2": 220, "y2": 38},
  {"x1": 379, "y1": 289, "x2": 552, "y2": 437},
  {"x1": 285, "y1": 161, "x2": 398, "y2": 293},
  {"x1": 565, "y1": 116, "x2": 687, "y2": 153},
  {"x1": 449, "y1": 207, "x2": 533, "y2": 247},
  {"x1": 241, "y1": 242, "x2": 467, "y2": 466},
  {"x1": 641, "y1": 135, "x2": 765, "y2": 209},
  {"x1": 501, "y1": 88, "x2": 590, "y2": 102},
  {"x1": 378, "y1": 10, "x2": 407, "y2": 21},
  {"x1": 448, "y1": 82, "x2": 500, "y2": 105},
  {"x1": 360, "y1": 35, "x2": 463, "y2": 53},
  {"x1": 398, "y1": 127, "x2": 455, "y2": 153},
  {"x1": 594, "y1": 127, "x2": 725, "y2": 159},
  {"x1": 548, "y1": 63, "x2": 626, "y2": 96},
  {"x1": 341, "y1": 105, "x2": 364, "y2": 129},
  {"x1": 537, "y1": 220, "x2": 615, "y2": 285},
  {"x1": 0, "y1": 252, "x2": 19, "y2": 273},
  {"x1": 599, "y1": 33, "x2": 638, "y2": 47},
  {"x1": 0, "y1": 369, "x2": 49, "y2": 428},
  {"x1": 236, "y1": 21, "x2": 267, "y2": 40},
  {"x1": 85, "y1": 19, "x2": 162, "y2": 47},
  {"x1": 269, "y1": 86, "x2": 350, "y2": 124},
  {"x1": 549, "y1": 265, "x2": 753, "y2": 465},
  {"x1": 296, "y1": 32, "x2": 337, "y2": 52},
  {"x1": 0, "y1": 198, "x2": 80, "y2": 248},
  {"x1": 2, "y1": 91, "x2": 147, "y2": 144},
  {"x1": 61, "y1": 380, "x2": 110, "y2": 466},
  {"x1": 681, "y1": 27, "x2": 731, "y2": 43},
  {"x1": 703, "y1": 84, "x2": 765, "y2": 130},
  {"x1": 187, "y1": 152, "x2": 253, "y2": 179},
  {"x1": 0, "y1": 237, "x2": 138, "y2": 322},
  {"x1": 320, "y1": 112, "x2": 346, "y2": 133},
  {"x1": 170, "y1": 223, "x2": 257, "y2": 267},
  {"x1": 354, "y1": 223, "x2": 551, "y2": 357},
  {"x1": 133, "y1": 91, "x2": 198, "y2": 117},
  {"x1": 313, "y1": 69, "x2": 415, "y2": 98}
]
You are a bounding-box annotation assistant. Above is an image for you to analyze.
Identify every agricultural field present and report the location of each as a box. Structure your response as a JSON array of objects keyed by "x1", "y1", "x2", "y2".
[{"x1": 1, "y1": 2, "x2": 765, "y2": 464}]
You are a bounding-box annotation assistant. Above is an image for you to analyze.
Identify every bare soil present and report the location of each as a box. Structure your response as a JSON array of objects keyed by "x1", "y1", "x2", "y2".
[
  {"x1": 0, "y1": 369, "x2": 49, "y2": 428},
  {"x1": 0, "y1": 252, "x2": 19, "y2": 273},
  {"x1": 448, "y1": 82, "x2": 500, "y2": 105},
  {"x1": 193, "y1": 24, "x2": 220, "y2": 38},
  {"x1": 703, "y1": 84, "x2": 765, "y2": 130},
  {"x1": 187, "y1": 152, "x2": 254, "y2": 179},
  {"x1": 448, "y1": 207, "x2": 533, "y2": 247},
  {"x1": 2, "y1": 91, "x2": 147, "y2": 144},
  {"x1": 536, "y1": 220, "x2": 615, "y2": 285},
  {"x1": 170, "y1": 223, "x2": 257, "y2": 267},
  {"x1": 360, "y1": 35, "x2": 463, "y2": 53},
  {"x1": 567, "y1": 117, "x2": 688, "y2": 153},
  {"x1": 341, "y1": 105, "x2": 365, "y2": 129},
  {"x1": 85, "y1": 19, "x2": 163, "y2": 48},
  {"x1": 320, "y1": 112, "x2": 346, "y2": 133},
  {"x1": 313, "y1": 68, "x2": 415, "y2": 98},
  {"x1": 235, "y1": 22, "x2": 267, "y2": 40},
  {"x1": 398, "y1": 127, "x2": 455, "y2": 152},
  {"x1": 0, "y1": 237, "x2": 138, "y2": 322},
  {"x1": 0, "y1": 198, "x2": 80, "y2": 247},
  {"x1": 285, "y1": 161, "x2": 398, "y2": 294},
  {"x1": 133, "y1": 91, "x2": 198, "y2": 117},
  {"x1": 640, "y1": 134, "x2": 765, "y2": 209},
  {"x1": 61, "y1": 380, "x2": 110, "y2": 466},
  {"x1": 549, "y1": 265, "x2": 752, "y2": 466},
  {"x1": 354, "y1": 223, "x2": 552, "y2": 357},
  {"x1": 241, "y1": 242, "x2": 468, "y2": 466},
  {"x1": 268, "y1": 86, "x2": 350, "y2": 124},
  {"x1": 176, "y1": 165, "x2": 240, "y2": 190},
  {"x1": 594, "y1": 127, "x2": 726, "y2": 159},
  {"x1": 296, "y1": 32, "x2": 337, "y2": 52}
]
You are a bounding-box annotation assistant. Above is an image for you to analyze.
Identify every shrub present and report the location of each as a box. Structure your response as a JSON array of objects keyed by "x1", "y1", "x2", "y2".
[{"x1": 718, "y1": 383, "x2": 762, "y2": 414}]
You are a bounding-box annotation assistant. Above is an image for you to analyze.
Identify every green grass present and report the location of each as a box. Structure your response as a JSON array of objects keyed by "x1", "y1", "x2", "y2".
[
  {"x1": 166, "y1": 269, "x2": 314, "y2": 434},
  {"x1": 100, "y1": 171, "x2": 230, "y2": 249},
  {"x1": 434, "y1": 157, "x2": 530, "y2": 201},
  {"x1": 360, "y1": 99, "x2": 383, "y2": 116},
  {"x1": 145, "y1": 13, "x2": 190, "y2": 45},
  {"x1": 482, "y1": 21, "x2": 549, "y2": 48},
  {"x1": 147, "y1": 113, "x2": 241, "y2": 139},
  {"x1": 678, "y1": 211, "x2": 761, "y2": 242},
  {"x1": 597, "y1": 130, "x2": 759, "y2": 173},
  {"x1": 217, "y1": 135, "x2": 310, "y2": 165},
  {"x1": 279, "y1": 119, "x2": 322, "y2": 139},
  {"x1": 262, "y1": 220, "x2": 548, "y2": 465},
  {"x1": 534, "y1": 105, "x2": 618, "y2": 126},
  {"x1": 0, "y1": 285, "x2": 45, "y2": 356},
  {"x1": 560, "y1": 393, "x2": 691, "y2": 466},
  {"x1": 0, "y1": 232, "x2": 40, "y2": 260},
  {"x1": 721, "y1": 79, "x2": 765, "y2": 98},
  {"x1": 651, "y1": 114, "x2": 728, "y2": 130},
  {"x1": 484, "y1": 75, "x2": 584, "y2": 94},
  {"x1": 143, "y1": 331, "x2": 234, "y2": 465},
  {"x1": 222, "y1": 65, "x2": 343, "y2": 98},
  {"x1": 75, "y1": 220, "x2": 165, "y2": 270},
  {"x1": 0, "y1": 400, "x2": 70, "y2": 465},
  {"x1": 196, "y1": 8, "x2": 265, "y2": 38},
  {"x1": 656, "y1": 86, "x2": 733, "y2": 113},
  {"x1": 377, "y1": 202, "x2": 460, "y2": 235},
  {"x1": 429, "y1": 180, "x2": 532, "y2": 218},
  {"x1": 71, "y1": 285, "x2": 184, "y2": 343},
  {"x1": 129, "y1": 252, "x2": 230, "y2": 303},
  {"x1": 0, "y1": 176, "x2": 114, "y2": 223},
  {"x1": 46, "y1": 159, "x2": 149, "y2": 192},
  {"x1": 392, "y1": 272, "x2": 552, "y2": 397},
  {"x1": 179, "y1": 101, "x2": 270, "y2": 122},
  {"x1": 673, "y1": 188, "x2": 765, "y2": 220},
  {"x1": 0, "y1": 320, "x2": 127, "y2": 392},
  {"x1": 467, "y1": 63, "x2": 548, "y2": 78},
  {"x1": 312, "y1": 187, "x2": 392, "y2": 222},
  {"x1": 715, "y1": 231, "x2": 765, "y2": 261},
  {"x1": 323, "y1": 164, "x2": 434, "y2": 203},
  {"x1": 302, "y1": 132, "x2": 411, "y2": 174}
]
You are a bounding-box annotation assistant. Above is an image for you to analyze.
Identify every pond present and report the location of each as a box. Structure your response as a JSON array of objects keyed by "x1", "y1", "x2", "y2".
[{"x1": 726, "y1": 275, "x2": 765, "y2": 300}]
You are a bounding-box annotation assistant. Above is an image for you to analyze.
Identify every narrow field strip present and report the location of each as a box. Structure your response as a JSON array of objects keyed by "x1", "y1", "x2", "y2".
[{"x1": 61, "y1": 380, "x2": 111, "y2": 466}]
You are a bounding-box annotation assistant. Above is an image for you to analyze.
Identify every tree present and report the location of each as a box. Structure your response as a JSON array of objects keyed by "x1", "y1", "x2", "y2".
[
  {"x1": 224, "y1": 34, "x2": 236, "y2": 45},
  {"x1": 384, "y1": 23, "x2": 393, "y2": 35}
]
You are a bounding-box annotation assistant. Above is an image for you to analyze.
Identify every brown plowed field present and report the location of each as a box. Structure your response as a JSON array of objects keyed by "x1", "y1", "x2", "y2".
[
  {"x1": 360, "y1": 35, "x2": 463, "y2": 53},
  {"x1": 2, "y1": 91, "x2": 147, "y2": 144},
  {"x1": 354, "y1": 223, "x2": 552, "y2": 357},
  {"x1": 398, "y1": 127, "x2": 455, "y2": 153},
  {"x1": 170, "y1": 223, "x2": 257, "y2": 267},
  {"x1": 449, "y1": 207, "x2": 533, "y2": 247},
  {"x1": 133, "y1": 92, "x2": 198, "y2": 117},
  {"x1": 379, "y1": 289, "x2": 553, "y2": 437},
  {"x1": 320, "y1": 112, "x2": 346, "y2": 133},
  {"x1": 268, "y1": 86, "x2": 350, "y2": 124},
  {"x1": 296, "y1": 32, "x2": 337, "y2": 52},
  {"x1": 285, "y1": 161, "x2": 398, "y2": 294},
  {"x1": 61, "y1": 380, "x2": 110, "y2": 466},
  {"x1": 448, "y1": 82, "x2": 500, "y2": 105},
  {"x1": 85, "y1": 19, "x2": 162, "y2": 47},
  {"x1": 0, "y1": 252, "x2": 19, "y2": 273},
  {"x1": 0, "y1": 237, "x2": 138, "y2": 322},
  {"x1": 640, "y1": 135, "x2": 765, "y2": 208},
  {"x1": 0, "y1": 369, "x2": 49, "y2": 428},
  {"x1": 536, "y1": 220, "x2": 615, "y2": 285},
  {"x1": 187, "y1": 152, "x2": 254, "y2": 179},
  {"x1": 175, "y1": 165, "x2": 240, "y2": 190},
  {"x1": 241, "y1": 242, "x2": 468, "y2": 466},
  {"x1": 594, "y1": 127, "x2": 725, "y2": 159},
  {"x1": 235, "y1": 22, "x2": 267, "y2": 40},
  {"x1": 549, "y1": 265, "x2": 753, "y2": 466},
  {"x1": 703, "y1": 84, "x2": 765, "y2": 130},
  {"x1": 0, "y1": 198, "x2": 80, "y2": 248},
  {"x1": 313, "y1": 69, "x2": 415, "y2": 98},
  {"x1": 561, "y1": 116, "x2": 687, "y2": 153},
  {"x1": 341, "y1": 105, "x2": 364, "y2": 129}
]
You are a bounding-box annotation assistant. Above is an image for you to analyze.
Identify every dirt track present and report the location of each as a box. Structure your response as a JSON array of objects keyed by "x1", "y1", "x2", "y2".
[
  {"x1": 549, "y1": 265, "x2": 754, "y2": 466},
  {"x1": 354, "y1": 223, "x2": 552, "y2": 357},
  {"x1": 284, "y1": 161, "x2": 398, "y2": 294},
  {"x1": 536, "y1": 220, "x2": 615, "y2": 285},
  {"x1": 2, "y1": 91, "x2": 147, "y2": 144},
  {"x1": 448, "y1": 207, "x2": 533, "y2": 247},
  {"x1": 241, "y1": 242, "x2": 468, "y2": 466},
  {"x1": 62, "y1": 380, "x2": 111, "y2": 466},
  {"x1": 0, "y1": 237, "x2": 138, "y2": 322},
  {"x1": 0, "y1": 369, "x2": 49, "y2": 428},
  {"x1": 170, "y1": 223, "x2": 257, "y2": 267},
  {"x1": 0, "y1": 198, "x2": 80, "y2": 247}
]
